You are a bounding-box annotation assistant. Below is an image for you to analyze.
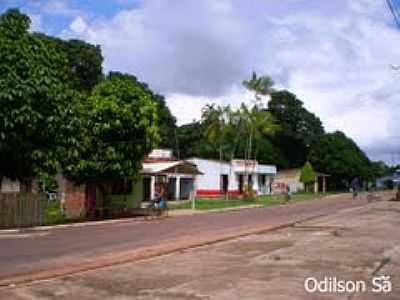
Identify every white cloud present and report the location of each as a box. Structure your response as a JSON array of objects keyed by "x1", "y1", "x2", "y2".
[
  {"x1": 42, "y1": 0, "x2": 82, "y2": 17},
  {"x1": 166, "y1": 86, "x2": 255, "y2": 125},
  {"x1": 60, "y1": 0, "x2": 400, "y2": 164},
  {"x1": 69, "y1": 16, "x2": 87, "y2": 34},
  {"x1": 28, "y1": 13, "x2": 42, "y2": 32}
]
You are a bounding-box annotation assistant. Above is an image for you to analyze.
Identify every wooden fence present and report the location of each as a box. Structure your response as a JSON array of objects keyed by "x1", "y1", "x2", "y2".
[{"x1": 0, "y1": 193, "x2": 46, "y2": 229}]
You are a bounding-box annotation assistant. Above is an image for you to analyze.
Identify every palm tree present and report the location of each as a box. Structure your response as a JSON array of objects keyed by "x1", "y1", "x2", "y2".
[
  {"x1": 239, "y1": 104, "x2": 277, "y2": 161},
  {"x1": 243, "y1": 71, "x2": 275, "y2": 103},
  {"x1": 202, "y1": 105, "x2": 231, "y2": 198},
  {"x1": 202, "y1": 104, "x2": 230, "y2": 161}
]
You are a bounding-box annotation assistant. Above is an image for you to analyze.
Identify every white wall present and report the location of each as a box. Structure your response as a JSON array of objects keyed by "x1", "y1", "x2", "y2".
[
  {"x1": 187, "y1": 158, "x2": 276, "y2": 194},
  {"x1": 0, "y1": 177, "x2": 20, "y2": 193},
  {"x1": 187, "y1": 158, "x2": 236, "y2": 191}
]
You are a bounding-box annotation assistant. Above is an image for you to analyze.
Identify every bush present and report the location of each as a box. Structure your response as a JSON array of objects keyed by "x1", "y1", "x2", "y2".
[
  {"x1": 44, "y1": 200, "x2": 66, "y2": 225},
  {"x1": 242, "y1": 184, "x2": 256, "y2": 202}
]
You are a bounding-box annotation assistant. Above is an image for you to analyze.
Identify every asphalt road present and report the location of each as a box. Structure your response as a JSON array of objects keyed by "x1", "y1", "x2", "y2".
[{"x1": 0, "y1": 192, "x2": 389, "y2": 285}]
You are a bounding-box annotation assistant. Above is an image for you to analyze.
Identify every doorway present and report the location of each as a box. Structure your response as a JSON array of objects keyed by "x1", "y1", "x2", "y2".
[
  {"x1": 238, "y1": 174, "x2": 244, "y2": 194},
  {"x1": 143, "y1": 177, "x2": 151, "y2": 201},
  {"x1": 220, "y1": 174, "x2": 229, "y2": 194}
]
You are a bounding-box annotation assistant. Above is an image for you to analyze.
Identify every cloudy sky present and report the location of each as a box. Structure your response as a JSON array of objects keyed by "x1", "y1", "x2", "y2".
[{"x1": 1, "y1": 0, "x2": 400, "y2": 164}]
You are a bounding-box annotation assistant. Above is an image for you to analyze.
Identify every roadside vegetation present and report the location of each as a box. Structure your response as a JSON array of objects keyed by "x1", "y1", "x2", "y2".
[{"x1": 170, "y1": 192, "x2": 334, "y2": 211}]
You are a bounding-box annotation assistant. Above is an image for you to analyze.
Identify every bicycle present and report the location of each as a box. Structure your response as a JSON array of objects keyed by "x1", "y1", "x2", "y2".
[{"x1": 143, "y1": 198, "x2": 168, "y2": 220}]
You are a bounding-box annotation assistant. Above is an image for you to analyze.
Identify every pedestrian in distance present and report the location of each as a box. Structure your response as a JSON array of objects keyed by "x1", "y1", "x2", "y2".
[
  {"x1": 350, "y1": 177, "x2": 360, "y2": 199},
  {"x1": 284, "y1": 184, "x2": 291, "y2": 202}
]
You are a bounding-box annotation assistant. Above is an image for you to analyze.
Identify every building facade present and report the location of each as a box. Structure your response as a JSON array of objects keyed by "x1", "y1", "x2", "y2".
[
  {"x1": 187, "y1": 158, "x2": 277, "y2": 198},
  {"x1": 274, "y1": 168, "x2": 329, "y2": 193}
]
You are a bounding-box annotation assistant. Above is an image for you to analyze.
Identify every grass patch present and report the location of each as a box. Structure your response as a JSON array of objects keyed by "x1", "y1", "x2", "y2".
[
  {"x1": 44, "y1": 200, "x2": 66, "y2": 225},
  {"x1": 170, "y1": 192, "x2": 333, "y2": 211}
]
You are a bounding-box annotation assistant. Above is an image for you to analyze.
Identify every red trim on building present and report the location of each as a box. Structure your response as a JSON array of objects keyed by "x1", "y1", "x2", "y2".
[{"x1": 196, "y1": 189, "x2": 242, "y2": 198}]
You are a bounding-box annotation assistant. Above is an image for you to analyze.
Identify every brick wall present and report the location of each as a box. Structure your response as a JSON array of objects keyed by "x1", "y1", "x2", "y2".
[{"x1": 63, "y1": 179, "x2": 86, "y2": 218}]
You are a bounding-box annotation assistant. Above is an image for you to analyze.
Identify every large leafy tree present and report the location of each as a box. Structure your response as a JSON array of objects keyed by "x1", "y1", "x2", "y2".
[
  {"x1": 175, "y1": 121, "x2": 204, "y2": 159},
  {"x1": 65, "y1": 72, "x2": 159, "y2": 181},
  {"x1": 268, "y1": 90, "x2": 324, "y2": 167},
  {"x1": 104, "y1": 72, "x2": 176, "y2": 150},
  {"x1": 308, "y1": 131, "x2": 372, "y2": 189},
  {"x1": 0, "y1": 9, "x2": 83, "y2": 188},
  {"x1": 33, "y1": 34, "x2": 104, "y2": 93},
  {"x1": 135, "y1": 81, "x2": 176, "y2": 149}
]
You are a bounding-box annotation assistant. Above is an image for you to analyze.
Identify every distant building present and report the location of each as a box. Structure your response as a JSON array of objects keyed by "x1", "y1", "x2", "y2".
[
  {"x1": 0, "y1": 177, "x2": 20, "y2": 193},
  {"x1": 274, "y1": 168, "x2": 330, "y2": 193},
  {"x1": 0, "y1": 177, "x2": 39, "y2": 193},
  {"x1": 187, "y1": 158, "x2": 276, "y2": 197},
  {"x1": 376, "y1": 169, "x2": 400, "y2": 189}
]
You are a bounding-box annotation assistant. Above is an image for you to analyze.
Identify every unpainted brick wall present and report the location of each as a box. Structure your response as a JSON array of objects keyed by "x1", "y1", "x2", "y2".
[{"x1": 63, "y1": 179, "x2": 86, "y2": 218}]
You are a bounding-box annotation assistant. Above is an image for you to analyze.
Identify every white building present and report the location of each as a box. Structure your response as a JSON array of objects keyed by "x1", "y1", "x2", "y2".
[
  {"x1": 187, "y1": 158, "x2": 276, "y2": 197},
  {"x1": 132, "y1": 149, "x2": 202, "y2": 204}
]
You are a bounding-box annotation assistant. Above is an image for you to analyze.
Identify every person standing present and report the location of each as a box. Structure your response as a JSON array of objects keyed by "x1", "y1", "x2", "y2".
[{"x1": 350, "y1": 177, "x2": 360, "y2": 199}]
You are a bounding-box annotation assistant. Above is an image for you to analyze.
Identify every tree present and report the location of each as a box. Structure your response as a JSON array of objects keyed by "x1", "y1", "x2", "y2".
[
  {"x1": 300, "y1": 162, "x2": 316, "y2": 192},
  {"x1": 65, "y1": 72, "x2": 159, "y2": 181},
  {"x1": 175, "y1": 121, "x2": 204, "y2": 158},
  {"x1": 153, "y1": 94, "x2": 177, "y2": 149},
  {"x1": 243, "y1": 71, "x2": 275, "y2": 102},
  {"x1": 202, "y1": 104, "x2": 231, "y2": 161},
  {"x1": 33, "y1": 34, "x2": 104, "y2": 93},
  {"x1": 239, "y1": 104, "x2": 278, "y2": 161},
  {"x1": 268, "y1": 90, "x2": 324, "y2": 167},
  {"x1": 0, "y1": 9, "x2": 83, "y2": 188},
  {"x1": 308, "y1": 131, "x2": 372, "y2": 190},
  {"x1": 105, "y1": 72, "x2": 177, "y2": 150}
]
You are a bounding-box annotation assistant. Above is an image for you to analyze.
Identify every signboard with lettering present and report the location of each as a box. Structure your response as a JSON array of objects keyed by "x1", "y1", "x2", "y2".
[{"x1": 148, "y1": 149, "x2": 173, "y2": 160}]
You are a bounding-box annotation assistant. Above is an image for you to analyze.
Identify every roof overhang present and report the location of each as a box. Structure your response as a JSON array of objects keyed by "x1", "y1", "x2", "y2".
[{"x1": 141, "y1": 160, "x2": 203, "y2": 175}]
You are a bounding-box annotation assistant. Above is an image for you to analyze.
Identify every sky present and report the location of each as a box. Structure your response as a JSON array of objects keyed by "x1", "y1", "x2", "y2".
[{"x1": 1, "y1": 0, "x2": 400, "y2": 164}]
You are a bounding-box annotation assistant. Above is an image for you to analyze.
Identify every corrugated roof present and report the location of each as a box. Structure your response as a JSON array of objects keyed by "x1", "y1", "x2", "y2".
[
  {"x1": 142, "y1": 161, "x2": 181, "y2": 174},
  {"x1": 142, "y1": 160, "x2": 202, "y2": 175}
]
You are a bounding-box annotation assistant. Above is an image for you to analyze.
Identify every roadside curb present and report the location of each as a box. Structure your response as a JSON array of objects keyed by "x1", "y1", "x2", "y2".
[{"x1": 0, "y1": 194, "x2": 341, "y2": 234}]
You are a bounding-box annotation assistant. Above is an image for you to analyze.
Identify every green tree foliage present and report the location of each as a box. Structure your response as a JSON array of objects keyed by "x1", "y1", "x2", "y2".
[
  {"x1": 370, "y1": 161, "x2": 391, "y2": 178},
  {"x1": 153, "y1": 94, "x2": 177, "y2": 148},
  {"x1": 239, "y1": 104, "x2": 278, "y2": 161},
  {"x1": 102, "y1": 72, "x2": 177, "y2": 149},
  {"x1": 300, "y1": 162, "x2": 316, "y2": 192},
  {"x1": 65, "y1": 72, "x2": 159, "y2": 181},
  {"x1": 268, "y1": 90, "x2": 324, "y2": 167},
  {"x1": 0, "y1": 9, "x2": 163, "y2": 190},
  {"x1": 201, "y1": 104, "x2": 231, "y2": 160},
  {"x1": 175, "y1": 122, "x2": 204, "y2": 159},
  {"x1": 308, "y1": 131, "x2": 372, "y2": 189},
  {"x1": 0, "y1": 9, "x2": 83, "y2": 186},
  {"x1": 199, "y1": 103, "x2": 278, "y2": 163},
  {"x1": 33, "y1": 34, "x2": 104, "y2": 92},
  {"x1": 243, "y1": 71, "x2": 275, "y2": 101}
]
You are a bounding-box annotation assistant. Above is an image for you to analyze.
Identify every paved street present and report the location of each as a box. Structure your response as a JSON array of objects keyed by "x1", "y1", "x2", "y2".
[
  {"x1": 1, "y1": 193, "x2": 399, "y2": 299},
  {"x1": 0, "y1": 192, "x2": 394, "y2": 287}
]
